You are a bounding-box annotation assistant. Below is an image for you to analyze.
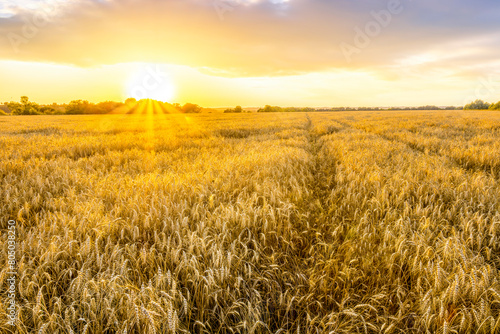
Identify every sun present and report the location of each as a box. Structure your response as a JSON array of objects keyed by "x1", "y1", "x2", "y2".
[{"x1": 125, "y1": 63, "x2": 176, "y2": 102}]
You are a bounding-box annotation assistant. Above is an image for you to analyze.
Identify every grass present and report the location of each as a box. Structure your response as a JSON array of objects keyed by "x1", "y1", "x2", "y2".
[{"x1": 1, "y1": 110, "x2": 500, "y2": 333}]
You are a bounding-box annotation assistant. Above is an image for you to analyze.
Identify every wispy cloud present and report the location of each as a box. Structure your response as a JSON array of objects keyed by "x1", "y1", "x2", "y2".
[
  {"x1": 0, "y1": 0, "x2": 499, "y2": 79},
  {"x1": 0, "y1": 0, "x2": 499, "y2": 106}
]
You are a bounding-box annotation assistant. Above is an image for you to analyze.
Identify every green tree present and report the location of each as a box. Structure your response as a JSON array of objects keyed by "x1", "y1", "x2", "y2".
[
  {"x1": 258, "y1": 105, "x2": 283, "y2": 112},
  {"x1": 224, "y1": 106, "x2": 243, "y2": 113},
  {"x1": 7, "y1": 96, "x2": 41, "y2": 115},
  {"x1": 0, "y1": 102, "x2": 9, "y2": 115},
  {"x1": 66, "y1": 100, "x2": 92, "y2": 114},
  {"x1": 464, "y1": 99, "x2": 490, "y2": 110},
  {"x1": 95, "y1": 101, "x2": 124, "y2": 114},
  {"x1": 181, "y1": 103, "x2": 202, "y2": 113},
  {"x1": 39, "y1": 106, "x2": 56, "y2": 114},
  {"x1": 489, "y1": 101, "x2": 500, "y2": 110}
]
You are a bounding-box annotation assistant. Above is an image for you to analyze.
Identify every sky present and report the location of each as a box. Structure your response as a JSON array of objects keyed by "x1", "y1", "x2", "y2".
[{"x1": 0, "y1": 0, "x2": 499, "y2": 107}]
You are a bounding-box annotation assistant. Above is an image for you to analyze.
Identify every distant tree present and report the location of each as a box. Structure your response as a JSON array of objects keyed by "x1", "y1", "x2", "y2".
[
  {"x1": 258, "y1": 105, "x2": 283, "y2": 112},
  {"x1": 95, "y1": 101, "x2": 124, "y2": 114},
  {"x1": 8, "y1": 96, "x2": 41, "y2": 115},
  {"x1": 258, "y1": 105, "x2": 270, "y2": 112},
  {"x1": 66, "y1": 100, "x2": 93, "y2": 114},
  {"x1": 283, "y1": 107, "x2": 315, "y2": 112},
  {"x1": 489, "y1": 101, "x2": 500, "y2": 110},
  {"x1": 46, "y1": 103, "x2": 67, "y2": 114},
  {"x1": 125, "y1": 97, "x2": 137, "y2": 105},
  {"x1": 181, "y1": 103, "x2": 202, "y2": 113},
  {"x1": 464, "y1": 99, "x2": 490, "y2": 110},
  {"x1": 417, "y1": 105, "x2": 440, "y2": 110},
  {"x1": 0, "y1": 102, "x2": 10, "y2": 114},
  {"x1": 39, "y1": 106, "x2": 56, "y2": 114},
  {"x1": 224, "y1": 106, "x2": 243, "y2": 113}
]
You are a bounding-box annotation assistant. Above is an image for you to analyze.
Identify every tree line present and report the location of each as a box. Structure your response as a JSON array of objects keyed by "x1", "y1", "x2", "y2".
[
  {"x1": 464, "y1": 99, "x2": 500, "y2": 110},
  {"x1": 2, "y1": 97, "x2": 499, "y2": 116},
  {"x1": 0, "y1": 97, "x2": 203, "y2": 115},
  {"x1": 258, "y1": 105, "x2": 462, "y2": 112},
  {"x1": 256, "y1": 101, "x2": 500, "y2": 112}
]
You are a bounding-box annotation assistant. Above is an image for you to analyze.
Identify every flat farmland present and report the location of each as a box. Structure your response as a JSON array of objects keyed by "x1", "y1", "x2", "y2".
[{"x1": 1, "y1": 111, "x2": 500, "y2": 333}]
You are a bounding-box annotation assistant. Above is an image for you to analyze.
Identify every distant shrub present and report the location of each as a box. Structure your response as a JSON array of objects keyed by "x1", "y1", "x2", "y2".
[
  {"x1": 8, "y1": 96, "x2": 42, "y2": 115},
  {"x1": 181, "y1": 103, "x2": 202, "y2": 113},
  {"x1": 258, "y1": 106, "x2": 317, "y2": 112},
  {"x1": 224, "y1": 106, "x2": 243, "y2": 113},
  {"x1": 258, "y1": 105, "x2": 283, "y2": 112},
  {"x1": 489, "y1": 101, "x2": 500, "y2": 110},
  {"x1": 464, "y1": 99, "x2": 490, "y2": 110}
]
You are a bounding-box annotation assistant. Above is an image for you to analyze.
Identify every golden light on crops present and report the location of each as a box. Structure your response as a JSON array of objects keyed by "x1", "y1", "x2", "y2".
[
  {"x1": 2, "y1": 0, "x2": 500, "y2": 332},
  {"x1": 3, "y1": 110, "x2": 500, "y2": 333}
]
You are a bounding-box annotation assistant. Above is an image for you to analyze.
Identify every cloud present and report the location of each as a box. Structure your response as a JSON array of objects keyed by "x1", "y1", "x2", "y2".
[{"x1": 0, "y1": 0, "x2": 499, "y2": 78}]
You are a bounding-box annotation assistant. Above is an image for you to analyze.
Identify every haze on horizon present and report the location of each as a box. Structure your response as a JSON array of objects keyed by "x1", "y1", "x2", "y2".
[{"x1": 0, "y1": 0, "x2": 499, "y2": 107}]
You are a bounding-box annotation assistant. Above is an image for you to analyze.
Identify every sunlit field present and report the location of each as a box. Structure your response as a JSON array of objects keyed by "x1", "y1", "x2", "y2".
[{"x1": 1, "y1": 110, "x2": 500, "y2": 333}]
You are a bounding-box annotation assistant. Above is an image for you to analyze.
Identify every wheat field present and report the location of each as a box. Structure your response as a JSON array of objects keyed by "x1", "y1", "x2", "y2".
[{"x1": 1, "y1": 110, "x2": 500, "y2": 333}]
